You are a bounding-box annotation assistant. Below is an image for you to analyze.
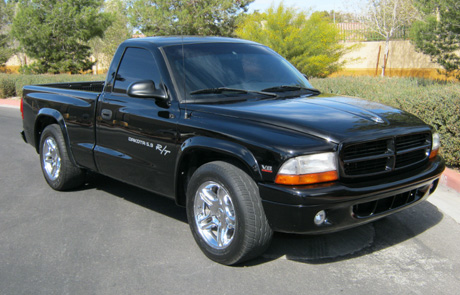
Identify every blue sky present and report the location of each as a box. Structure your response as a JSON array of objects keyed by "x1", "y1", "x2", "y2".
[{"x1": 248, "y1": 0, "x2": 361, "y2": 13}]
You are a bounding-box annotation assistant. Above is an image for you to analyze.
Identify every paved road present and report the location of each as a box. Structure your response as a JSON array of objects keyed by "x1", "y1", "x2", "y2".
[{"x1": 1, "y1": 106, "x2": 460, "y2": 295}]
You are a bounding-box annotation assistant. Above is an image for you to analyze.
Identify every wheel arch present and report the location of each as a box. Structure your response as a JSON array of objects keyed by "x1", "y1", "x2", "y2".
[
  {"x1": 174, "y1": 136, "x2": 262, "y2": 207},
  {"x1": 34, "y1": 108, "x2": 78, "y2": 166}
]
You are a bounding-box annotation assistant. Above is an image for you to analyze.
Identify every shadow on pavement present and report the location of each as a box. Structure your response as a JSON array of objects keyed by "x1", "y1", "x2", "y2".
[
  {"x1": 250, "y1": 200, "x2": 443, "y2": 266},
  {"x1": 81, "y1": 172, "x2": 444, "y2": 267},
  {"x1": 82, "y1": 172, "x2": 188, "y2": 223}
]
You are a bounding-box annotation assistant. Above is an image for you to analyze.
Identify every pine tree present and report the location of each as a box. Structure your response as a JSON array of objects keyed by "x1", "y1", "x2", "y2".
[
  {"x1": 0, "y1": 0, "x2": 13, "y2": 67},
  {"x1": 127, "y1": 0, "x2": 253, "y2": 37},
  {"x1": 411, "y1": 0, "x2": 460, "y2": 79},
  {"x1": 12, "y1": 0, "x2": 111, "y2": 74}
]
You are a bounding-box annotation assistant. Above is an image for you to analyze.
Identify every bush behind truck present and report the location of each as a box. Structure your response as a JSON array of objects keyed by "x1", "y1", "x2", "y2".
[{"x1": 20, "y1": 37, "x2": 444, "y2": 265}]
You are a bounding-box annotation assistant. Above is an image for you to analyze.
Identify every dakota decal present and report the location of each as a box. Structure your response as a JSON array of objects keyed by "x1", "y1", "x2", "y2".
[{"x1": 128, "y1": 136, "x2": 154, "y2": 148}]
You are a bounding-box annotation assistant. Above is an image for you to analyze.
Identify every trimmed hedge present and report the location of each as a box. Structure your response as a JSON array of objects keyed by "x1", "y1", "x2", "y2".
[
  {"x1": 0, "y1": 76, "x2": 16, "y2": 98},
  {"x1": 0, "y1": 73, "x2": 106, "y2": 98},
  {"x1": 311, "y1": 76, "x2": 460, "y2": 168}
]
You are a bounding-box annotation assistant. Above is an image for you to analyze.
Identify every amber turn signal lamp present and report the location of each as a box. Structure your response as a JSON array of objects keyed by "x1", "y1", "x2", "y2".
[
  {"x1": 429, "y1": 149, "x2": 438, "y2": 159},
  {"x1": 429, "y1": 133, "x2": 440, "y2": 159},
  {"x1": 275, "y1": 170, "x2": 338, "y2": 185}
]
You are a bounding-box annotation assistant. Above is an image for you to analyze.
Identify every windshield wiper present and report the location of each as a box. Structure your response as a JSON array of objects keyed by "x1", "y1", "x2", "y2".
[
  {"x1": 190, "y1": 87, "x2": 247, "y2": 95},
  {"x1": 190, "y1": 87, "x2": 277, "y2": 98},
  {"x1": 261, "y1": 85, "x2": 321, "y2": 95}
]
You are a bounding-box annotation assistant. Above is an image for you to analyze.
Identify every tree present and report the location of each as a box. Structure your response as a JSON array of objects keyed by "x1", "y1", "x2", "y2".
[
  {"x1": 90, "y1": 0, "x2": 132, "y2": 72},
  {"x1": 127, "y1": 0, "x2": 253, "y2": 36},
  {"x1": 235, "y1": 4, "x2": 348, "y2": 78},
  {"x1": 411, "y1": 0, "x2": 460, "y2": 79},
  {"x1": 0, "y1": 0, "x2": 14, "y2": 67},
  {"x1": 360, "y1": 0, "x2": 419, "y2": 76},
  {"x1": 11, "y1": 0, "x2": 111, "y2": 74},
  {"x1": 320, "y1": 10, "x2": 358, "y2": 23}
]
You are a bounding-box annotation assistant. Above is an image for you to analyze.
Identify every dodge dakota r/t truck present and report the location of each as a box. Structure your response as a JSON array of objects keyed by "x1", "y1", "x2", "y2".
[{"x1": 21, "y1": 37, "x2": 445, "y2": 265}]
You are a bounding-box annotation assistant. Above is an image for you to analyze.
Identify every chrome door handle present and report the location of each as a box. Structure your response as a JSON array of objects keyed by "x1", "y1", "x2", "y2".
[{"x1": 101, "y1": 109, "x2": 112, "y2": 120}]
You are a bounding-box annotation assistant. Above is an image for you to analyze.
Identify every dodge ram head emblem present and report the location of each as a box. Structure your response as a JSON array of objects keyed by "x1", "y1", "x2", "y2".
[{"x1": 372, "y1": 116, "x2": 385, "y2": 124}]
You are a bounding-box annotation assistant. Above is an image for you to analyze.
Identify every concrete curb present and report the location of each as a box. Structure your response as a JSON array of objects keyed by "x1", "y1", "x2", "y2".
[
  {"x1": 1, "y1": 97, "x2": 459, "y2": 194},
  {"x1": 0, "y1": 98, "x2": 20, "y2": 108},
  {"x1": 440, "y1": 168, "x2": 460, "y2": 194}
]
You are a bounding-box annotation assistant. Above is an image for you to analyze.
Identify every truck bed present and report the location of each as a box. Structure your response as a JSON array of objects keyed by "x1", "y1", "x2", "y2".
[{"x1": 22, "y1": 81, "x2": 104, "y2": 171}]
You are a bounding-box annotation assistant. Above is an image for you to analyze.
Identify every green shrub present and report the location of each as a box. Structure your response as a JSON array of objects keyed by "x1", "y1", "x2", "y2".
[
  {"x1": 0, "y1": 76, "x2": 16, "y2": 97},
  {"x1": 311, "y1": 76, "x2": 460, "y2": 168},
  {"x1": 235, "y1": 6, "x2": 348, "y2": 78}
]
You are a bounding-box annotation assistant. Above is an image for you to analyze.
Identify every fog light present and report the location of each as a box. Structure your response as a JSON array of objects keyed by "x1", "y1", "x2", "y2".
[{"x1": 314, "y1": 210, "x2": 327, "y2": 226}]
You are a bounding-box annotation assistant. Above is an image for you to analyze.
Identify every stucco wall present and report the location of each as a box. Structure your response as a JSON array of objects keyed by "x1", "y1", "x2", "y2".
[
  {"x1": 2, "y1": 53, "x2": 108, "y2": 74},
  {"x1": 1, "y1": 40, "x2": 452, "y2": 78},
  {"x1": 332, "y1": 40, "x2": 451, "y2": 79}
]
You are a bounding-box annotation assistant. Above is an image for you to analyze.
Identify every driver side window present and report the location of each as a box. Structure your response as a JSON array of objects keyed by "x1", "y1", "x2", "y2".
[{"x1": 113, "y1": 47, "x2": 161, "y2": 95}]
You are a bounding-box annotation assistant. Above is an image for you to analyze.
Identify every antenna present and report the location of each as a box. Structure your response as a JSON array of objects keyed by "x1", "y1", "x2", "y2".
[{"x1": 181, "y1": 31, "x2": 188, "y2": 119}]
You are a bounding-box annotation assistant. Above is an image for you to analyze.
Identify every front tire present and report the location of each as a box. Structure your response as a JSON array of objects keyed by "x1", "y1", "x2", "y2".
[
  {"x1": 39, "y1": 124, "x2": 85, "y2": 191},
  {"x1": 186, "y1": 161, "x2": 273, "y2": 265}
]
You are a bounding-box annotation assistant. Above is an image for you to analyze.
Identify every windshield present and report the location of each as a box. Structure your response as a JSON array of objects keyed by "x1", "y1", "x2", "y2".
[{"x1": 162, "y1": 42, "x2": 316, "y2": 102}]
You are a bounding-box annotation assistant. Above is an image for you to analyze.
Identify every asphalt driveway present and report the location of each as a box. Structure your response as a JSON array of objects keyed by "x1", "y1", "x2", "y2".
[{"x1": 1, "y1": 106, "x2": 459, "y2": 295}]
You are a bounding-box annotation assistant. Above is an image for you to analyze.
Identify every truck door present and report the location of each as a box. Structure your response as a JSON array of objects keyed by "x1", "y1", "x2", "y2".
[{"x1": 94, "y1": 47, "x2": 179, "y2": 197}]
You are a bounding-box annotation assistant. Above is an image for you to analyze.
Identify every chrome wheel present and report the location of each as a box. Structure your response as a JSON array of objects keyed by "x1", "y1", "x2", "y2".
[
  {"x1": 193, "y1": 181, "x2": 236, "y2": 249},
  {"x1": 187, "y1": 161, "x2": 273, "y2": 265},
  {"x1": 42, "y1": 137, "x2": 61, "y2": 181}
]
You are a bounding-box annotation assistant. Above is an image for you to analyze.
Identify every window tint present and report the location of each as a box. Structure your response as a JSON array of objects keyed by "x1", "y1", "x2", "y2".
[
  {"x1": 113, "y1": 47, "x2": 161, "y2": 94},
  {"x1": 163, "y1": 43, "x2": 313, "y2": 100}
]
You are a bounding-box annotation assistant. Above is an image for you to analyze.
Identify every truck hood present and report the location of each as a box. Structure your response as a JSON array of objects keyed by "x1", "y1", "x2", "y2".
[{"x1": 186, "y1": 94, "x2": 429, "y2": 143}]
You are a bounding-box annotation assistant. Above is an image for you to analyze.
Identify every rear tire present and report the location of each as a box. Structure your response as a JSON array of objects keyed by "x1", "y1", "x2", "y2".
[
  {"x1": 39, "y1": 124, "x2": 85, "y2": 191},
  {"x1": 186, "y1": 161, "x2": 273, "y2": 265}
]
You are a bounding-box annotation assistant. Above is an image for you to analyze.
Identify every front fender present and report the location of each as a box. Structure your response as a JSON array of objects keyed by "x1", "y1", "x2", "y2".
[
  {"x1": 177, "y1": 136, "x2": 262, "y2": 180},
  {"x1": 173, "y1": 136, "x2": 263, "y2": 206}
]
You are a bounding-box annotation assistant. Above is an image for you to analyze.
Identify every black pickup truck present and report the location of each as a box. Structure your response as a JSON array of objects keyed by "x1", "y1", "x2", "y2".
[{"x1": 21, "y1": 37, "x2": 445, "y2": 265}]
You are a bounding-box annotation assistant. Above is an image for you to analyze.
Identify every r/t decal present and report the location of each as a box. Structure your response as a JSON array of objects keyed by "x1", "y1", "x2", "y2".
[{"x1": 156, "y1": 144, "x2": 171, "y2": 156}]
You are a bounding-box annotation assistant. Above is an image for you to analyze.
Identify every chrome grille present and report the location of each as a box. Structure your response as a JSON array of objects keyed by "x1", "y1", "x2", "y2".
[
  {"x1": 342, "y1": 139, "x2": 389, "y2": 160},
  {"x1": 395, "y1": 149, "x2": 427, "y2": 168},
  {"x1": 341, "y1": 133, "x2": 431, "y2": 177},
  {"x1": 395, "y1": 133, "x2": 429, "y2": 150}
]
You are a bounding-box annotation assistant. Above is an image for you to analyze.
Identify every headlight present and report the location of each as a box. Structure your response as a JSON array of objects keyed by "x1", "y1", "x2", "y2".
[
  {"x1": 275, "y1": 152, "x2": 338, "y2": 185},
  {"x1": 430, "y1": 132, "x2": 441, "y2": 159}
]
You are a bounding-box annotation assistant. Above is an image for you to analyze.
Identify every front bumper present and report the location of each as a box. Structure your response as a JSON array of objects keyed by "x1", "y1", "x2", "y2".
[{"x1": 259, "y1": 157, "x2": 445, "y2": 234}]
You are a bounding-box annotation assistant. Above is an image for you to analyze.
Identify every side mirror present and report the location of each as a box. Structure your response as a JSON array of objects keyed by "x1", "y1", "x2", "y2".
[{"x1": 127, "y1": 80, "x2": 168, "y2": 101}]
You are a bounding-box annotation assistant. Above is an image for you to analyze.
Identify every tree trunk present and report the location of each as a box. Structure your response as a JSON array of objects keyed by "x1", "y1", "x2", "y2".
[{"x1": 382, "y1": 38, "x2": 390, "y2": 77}]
